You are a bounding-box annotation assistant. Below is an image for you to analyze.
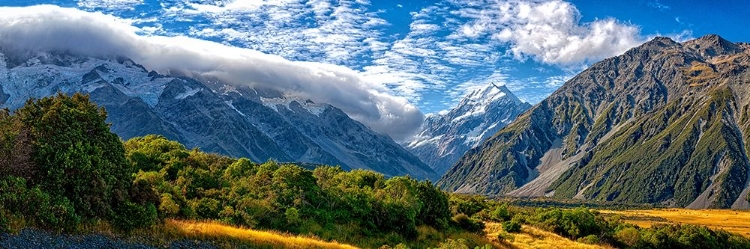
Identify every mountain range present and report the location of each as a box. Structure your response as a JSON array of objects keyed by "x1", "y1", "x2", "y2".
[
  {"x1": 405, "y1": 83, "x2": 530, "y2": 175},
  {"x1": 0, "y1": 50, "x2": 437, "y2": 180},
  {"x1": 438, "y1": 34, "x2": 750, "y2": 209}
]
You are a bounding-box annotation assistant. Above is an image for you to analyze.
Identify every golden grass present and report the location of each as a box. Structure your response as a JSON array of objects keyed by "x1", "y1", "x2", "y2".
[
  {"x1": 166, "y1": 219, "x2": 359, "y2": 249},
  {"x1": 484, "y1": 222, "x2": 611, "y2": 249},
  {"x1": 599, "y1": 209, "x2": 750, "y2": 238},
  {"x1": 684, "y1": 61, "x2": 719, "y2": 86}
]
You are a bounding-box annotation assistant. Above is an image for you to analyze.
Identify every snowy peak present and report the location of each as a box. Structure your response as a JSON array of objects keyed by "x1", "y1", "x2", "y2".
[
  {"x1": 0, "y1": 51, "x2": 170, "y2": 109},
  {"x1": 404, "y1": 83, "x2": 530, "y2": 175},
  {"x1": 260, "y1": 95, "x2": 329, "y2": 116},
  {"x1": 464, "y1": 83, "x2": 516, "y2": 103},
  {"x1": 449, "y1": 83, "x2": 523, "y2": 123}
]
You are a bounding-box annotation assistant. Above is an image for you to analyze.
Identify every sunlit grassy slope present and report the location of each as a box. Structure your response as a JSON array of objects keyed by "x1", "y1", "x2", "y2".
[
  {"x1": 484, "y1": 222, "x2": 610, "y2": 249},
  {"x1": 600, "y1": 209, "x2": 750, "y2": 238},
  {"x1": 166, "y1": 219, "x2": 358, "y2": 249}
]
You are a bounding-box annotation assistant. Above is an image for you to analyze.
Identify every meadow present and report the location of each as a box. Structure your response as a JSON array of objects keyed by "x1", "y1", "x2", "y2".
[
  {"x1": 599, "y1": 209, "x2": 750, "y2": 238},
  {"x1": 484, "y1": 222, "x2": 610, "y2": 249}
]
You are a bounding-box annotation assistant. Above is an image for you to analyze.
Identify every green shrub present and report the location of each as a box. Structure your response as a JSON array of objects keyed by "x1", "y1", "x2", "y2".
[
  {"x1": 490, "y1": 203, "x2": 511, "y2": 221},
  {"x1": 497, "y1": 231, "x2": 515, "y2": 242},
  {"x1": 452, "y1": 214, "x2": 484, "y2": 233},
  {"x1": 577, "y1": 234, "x2": 599, "y2": 244},
  {"x1": 113, "y1": 202, "x2": 158, "y2": 231},
  {"x1": 615, "y1": 227, "x2": 641, "y2": 247},
  {"x1": 534, "y1": 207, "x2": 600, "y2": 239},
  {"x1": 285, "y1": 207, "x2": 300, "y2": 225},
  {"x1": 502, "y1": 220, "x2": 521, "y2": 233},
  {"x1": 433, "y1": 238, "x2": 470, "y2": 249}
]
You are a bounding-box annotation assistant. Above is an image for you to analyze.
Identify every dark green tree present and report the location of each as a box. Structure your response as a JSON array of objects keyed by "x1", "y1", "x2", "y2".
[{"x1": 14, "y1": 93, "x2": 138, "y2": 223}]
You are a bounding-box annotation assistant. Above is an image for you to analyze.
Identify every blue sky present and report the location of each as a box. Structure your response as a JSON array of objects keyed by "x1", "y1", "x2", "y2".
[{"x1": 2, "y1": 0, "x2": 748, "y2": 117}]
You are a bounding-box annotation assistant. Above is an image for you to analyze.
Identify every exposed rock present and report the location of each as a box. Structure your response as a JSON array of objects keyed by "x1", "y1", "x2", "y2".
[{"x1": 405, "y1": 83, "x2": 530, "y2": 175}]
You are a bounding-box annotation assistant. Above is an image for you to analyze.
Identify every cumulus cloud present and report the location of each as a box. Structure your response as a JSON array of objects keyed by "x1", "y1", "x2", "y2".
[
  {"x1": 0, "y1": 5, "x2": 423, "y2": 141},
  {"x1": 451, "y1": 0, "x2": 645, "y2": 66}
]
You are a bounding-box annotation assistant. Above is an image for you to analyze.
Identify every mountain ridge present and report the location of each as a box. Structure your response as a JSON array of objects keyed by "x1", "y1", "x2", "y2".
[
  {"x1": 0, "y1": 50, "x2": 437, "y2": 180},
  {"x1": 438, "y1": 34, "x2": 750, "y2": 208}
]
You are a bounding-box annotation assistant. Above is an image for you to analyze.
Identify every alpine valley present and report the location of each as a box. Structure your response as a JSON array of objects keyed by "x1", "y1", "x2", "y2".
[
  {"x1": 0, "y1": 50, "x2": 437, "y2": 180},
  {"x1": 439, "y1": 34, "x2": 750, "y2": 209}
]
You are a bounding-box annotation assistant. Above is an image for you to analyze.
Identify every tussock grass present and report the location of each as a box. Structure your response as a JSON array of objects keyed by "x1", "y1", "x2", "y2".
[
  {"x1": 166, "y1": 219, "x2": 359, "y2": 249},
  {"x1": 684, "y1": 61, "x2": 719, "y2": 86},
  {"x1": 600, "y1": 209, "x2": 750, "y2": 238},
  {"x1": 484, "y1": 222, "x2": 609, "y2": 249}
]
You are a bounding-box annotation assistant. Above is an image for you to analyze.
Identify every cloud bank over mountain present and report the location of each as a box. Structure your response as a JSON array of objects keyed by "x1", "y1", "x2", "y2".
[{"x1": 0, "y1": 5, "x2": 423, "y2": 141}]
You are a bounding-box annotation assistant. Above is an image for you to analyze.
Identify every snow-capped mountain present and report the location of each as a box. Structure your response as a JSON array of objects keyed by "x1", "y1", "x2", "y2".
[
  {"x1": 0, "y1": 50, "x2": 437, "y2": 180},
  {"x1": 405, "y1": 83, "x2": 531, "y2": 175}
]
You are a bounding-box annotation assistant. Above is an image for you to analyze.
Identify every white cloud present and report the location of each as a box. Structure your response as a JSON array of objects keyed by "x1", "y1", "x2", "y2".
[
  {"x1": 0, "y1": 5, "x2": 423, "y2": 141},
  {"x1": 450, "y1": 0, "x2": 645, "y2": 66},
  {"x1": 78, "y1": 0, "x2": 143, "y2": 9},
  {"x1": 648, "y1": 0, "x2": 670, "y2": 11},
  {"x1": 69, "y1": 0, "x2": 690, "y2": 113}
]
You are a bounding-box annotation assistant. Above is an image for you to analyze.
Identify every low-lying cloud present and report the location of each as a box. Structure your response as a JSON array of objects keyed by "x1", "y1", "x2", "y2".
[{"x1": 0, "y1": 5, "x2": 423, "y2": 141}]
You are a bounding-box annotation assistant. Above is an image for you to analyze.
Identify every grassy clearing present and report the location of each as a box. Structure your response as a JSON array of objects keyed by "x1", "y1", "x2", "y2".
[
  {"x1": 157, "y1": 219, "x2": 358, "y2": 249},
  {"x1": 483, "y1": 222, "x2": 610, "y2": 249},
  {"x1": 599, "y1": 209, "x2": 750, "y2": 238}
]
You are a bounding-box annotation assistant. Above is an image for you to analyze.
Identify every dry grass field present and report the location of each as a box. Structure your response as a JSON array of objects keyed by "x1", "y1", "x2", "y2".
[
  {"x1": 599, "y1": 209, "x2": 750, "y2": 238},
  {"x1": 166, "y1": 220, "x2": 359, "y2": 249},
  {"x1": 484, "y1": 222, "x2": 612, "y2": 249}
]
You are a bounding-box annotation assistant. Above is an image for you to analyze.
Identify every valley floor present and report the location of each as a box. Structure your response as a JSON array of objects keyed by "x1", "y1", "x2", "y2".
[{"x1": 599, "y1": 209, "x2": 750, "y2": 238}]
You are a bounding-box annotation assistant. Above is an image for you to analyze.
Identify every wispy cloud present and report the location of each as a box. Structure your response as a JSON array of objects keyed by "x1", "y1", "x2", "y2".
[
  {"x1": 648, "y1": 0, "x2": 671, "y2": 11},
  {"x1": 77, "y1": 0, "x2": 143, "y2": 10}
]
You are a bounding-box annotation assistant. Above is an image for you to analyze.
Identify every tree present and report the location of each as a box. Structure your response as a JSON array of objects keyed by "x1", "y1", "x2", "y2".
[
  {"x1": 0, "y1": 109, "x2": 34, "y2": 180},
  {"x1": 15, "y1": 93, "x2": 132, "y2": 220},
  {"x1": 415, "y1": 180, "x2": 450, "y2": 228}
]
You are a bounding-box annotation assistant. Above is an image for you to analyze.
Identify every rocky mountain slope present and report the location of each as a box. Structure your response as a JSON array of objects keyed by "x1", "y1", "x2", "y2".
[
  {"x1": 405, "y1": 83, "x2": 530, "y2": 175},
  {"x1": 0, "y1": 50, "x2": 436, "y2": 180},
  {"x1": 438, "y1": 35, "x2": 750, "y2": 208}
]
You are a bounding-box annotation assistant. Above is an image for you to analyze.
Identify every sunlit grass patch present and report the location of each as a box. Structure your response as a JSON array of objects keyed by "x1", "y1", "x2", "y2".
[
  {"x1": 483, "y1": 222, "x2": 609, "y2": 249},
  {"x1": 167, "y1": 219, "x2": 359, "y2": 249},
  {"x1": 600, "y1": 209, "x2": 750, "y2": 238}
]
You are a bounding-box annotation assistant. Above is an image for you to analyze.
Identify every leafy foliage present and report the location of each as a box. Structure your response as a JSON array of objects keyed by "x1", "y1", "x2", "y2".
[
  {"x1": 0, "y1": 93, "x2": 158, "y2": 231},
  {"x1": 122, "y1": 135, "x2": 460, "y2": 245}
]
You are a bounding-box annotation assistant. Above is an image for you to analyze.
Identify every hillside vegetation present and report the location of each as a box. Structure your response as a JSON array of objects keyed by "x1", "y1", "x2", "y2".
[
  {"x1": 2, "y1": 93, "x2": 750, "y2": 248},
  {"x1": 0, "y1": 93, "x2": 494, "y2": 248}
]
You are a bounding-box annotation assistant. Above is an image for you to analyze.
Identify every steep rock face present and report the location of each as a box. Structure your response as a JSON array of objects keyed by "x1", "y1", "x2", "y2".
[
  {"x1": 438, "y1": 35, "x2": 750, "y2": 208},
  {"x1": 0, "y1": 51, "x2": 436, "y2": 180},
  {"x1": 405, "y1": 84, "x2": 530, "y2": 175}
]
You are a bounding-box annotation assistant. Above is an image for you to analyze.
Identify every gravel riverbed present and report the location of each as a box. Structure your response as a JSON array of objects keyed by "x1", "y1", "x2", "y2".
[{"x1": 0, "y1": 228, "x2": 218, "y2": 249}]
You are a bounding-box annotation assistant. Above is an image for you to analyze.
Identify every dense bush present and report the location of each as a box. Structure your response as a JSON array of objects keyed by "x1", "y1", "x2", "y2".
[
  {"x1": 0, "y1": 94, "x2": 158, "y2": 231},
  {"x1": 502, "y1": 220, "x2": 521, "y2": 233},
  {"x1": 123, "y1": 135, "x2": 456, "y2": 240},
  {"x1": 533, "y1": 206, "x2": 601, "y2": 239},
  {"x1": 451, "y1": 214, "x2": 484, "y2": 233}
]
